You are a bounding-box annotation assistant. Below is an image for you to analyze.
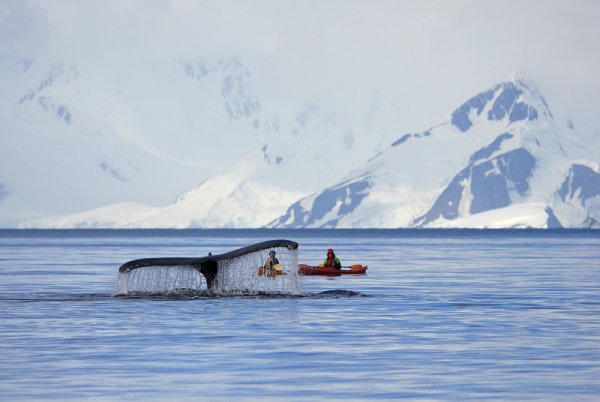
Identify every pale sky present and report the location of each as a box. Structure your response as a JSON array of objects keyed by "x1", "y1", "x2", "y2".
[{"x1": 2, "y1": 0, "x2": 600, "y2": 134}]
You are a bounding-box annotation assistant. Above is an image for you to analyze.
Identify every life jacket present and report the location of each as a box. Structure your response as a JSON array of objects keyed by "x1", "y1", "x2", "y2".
[{"x1": 324, "y1": 254, "x2": 341, "y2": 268}]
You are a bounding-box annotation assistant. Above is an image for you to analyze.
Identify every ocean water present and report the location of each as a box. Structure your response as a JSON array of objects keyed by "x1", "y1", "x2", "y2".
[{"x1": 0, "y1": 229, "x2": 599, "y2": 401}]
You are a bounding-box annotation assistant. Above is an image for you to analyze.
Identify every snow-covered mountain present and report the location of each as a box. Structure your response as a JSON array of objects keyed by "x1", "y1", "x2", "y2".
[
  {"x1": 270, "y1": 79, "x2": 600, "y2": 228},
  {"x1": 5, "y1": 57, "x2": 598, "y2": 229},
  {"x1": 1, "y1": 55, "x2": 398, "y2": 227},
  {"x1": 23, "y1": 149, "x2": 305, "y2": 228},
  {"x1": 0, "y1": 56, "x2": 263, "y2": 224}
]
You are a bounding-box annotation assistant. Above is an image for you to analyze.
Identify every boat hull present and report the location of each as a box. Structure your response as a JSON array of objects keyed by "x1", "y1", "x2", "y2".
[
  {"x1": 258, "y1": 263, "x2": 284, "y2": 277},
  {"x1": 298, "y1": 264, "x2": 368, "y2": 276}
]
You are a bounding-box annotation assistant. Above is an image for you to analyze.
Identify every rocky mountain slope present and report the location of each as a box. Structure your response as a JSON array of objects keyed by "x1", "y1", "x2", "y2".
[{"x1": 270, "y1": 79, "x2": 600, "y2": 228}]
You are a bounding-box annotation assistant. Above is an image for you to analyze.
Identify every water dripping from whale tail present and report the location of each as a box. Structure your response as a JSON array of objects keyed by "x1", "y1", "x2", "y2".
[{"x1": 115, "y1": 239, "x2": 301, "y2": 296}]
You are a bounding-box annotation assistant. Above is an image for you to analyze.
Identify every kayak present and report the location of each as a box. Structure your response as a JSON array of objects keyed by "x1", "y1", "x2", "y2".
[
  {"x1": 258, "y1": 263, "x2": 284, "y2": 277},
  {"x1": 298, "y1": 264, "x2": 368, "y2": 276}
]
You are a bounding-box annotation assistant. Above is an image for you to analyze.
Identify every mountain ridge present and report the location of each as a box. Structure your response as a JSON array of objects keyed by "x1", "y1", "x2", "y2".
[
  {"x1": 1, "y1": 55, "x2": 396, "y2": 225},
  {"x1": 270, "y1": 78, "x2": 600, "y2": 229},
  {"x1": 3, "y1": 59, "x2": 599, "y2": 228}
]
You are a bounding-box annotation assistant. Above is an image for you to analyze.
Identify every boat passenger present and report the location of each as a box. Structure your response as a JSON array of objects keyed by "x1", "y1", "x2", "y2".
[
  {"x1": 264, "y1": 250, "x2": 280, "y2": 269},
  {"x1": 323, "y1": 248, "x2": 342, "y2": 269}
]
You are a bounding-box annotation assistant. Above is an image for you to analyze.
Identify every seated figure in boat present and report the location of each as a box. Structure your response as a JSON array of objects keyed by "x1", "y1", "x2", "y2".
[
  {"x1": 264, "y1": 250, "x2": 280, "y2": 269},
  {"x1": 323, "y1": 248, "x2": 342, "y2": 269}
]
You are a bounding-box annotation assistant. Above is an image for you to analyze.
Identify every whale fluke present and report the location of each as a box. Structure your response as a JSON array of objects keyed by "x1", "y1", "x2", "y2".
[{"x1": 118, "y1": 239, "x2": 299, "y2": 290}]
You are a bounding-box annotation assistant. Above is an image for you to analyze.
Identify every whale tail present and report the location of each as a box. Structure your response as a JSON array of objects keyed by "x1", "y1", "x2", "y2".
[{"x1": 116, "y1": 239, "x2": 300, "y2": 295}]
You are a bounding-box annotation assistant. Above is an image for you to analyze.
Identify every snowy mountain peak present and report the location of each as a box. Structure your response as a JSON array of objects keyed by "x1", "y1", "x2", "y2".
[
  {"x1": 183, "y1": 57, "x2": 261, "y2": 124},
  {"x1": 270, "y1": 78, "x2": 599, "y2": 229},
  {"x1": 16, "y1": 60, "x2": 78, "y2": 124},
  {"x1": 451, "y1": 78, "x2": 552, "y2": 132}
]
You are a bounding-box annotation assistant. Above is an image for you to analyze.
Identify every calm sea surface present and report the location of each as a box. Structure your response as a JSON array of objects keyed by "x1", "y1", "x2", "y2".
[{"x1": 0, "y1": 229, "x2": 599, "y2": 401}]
